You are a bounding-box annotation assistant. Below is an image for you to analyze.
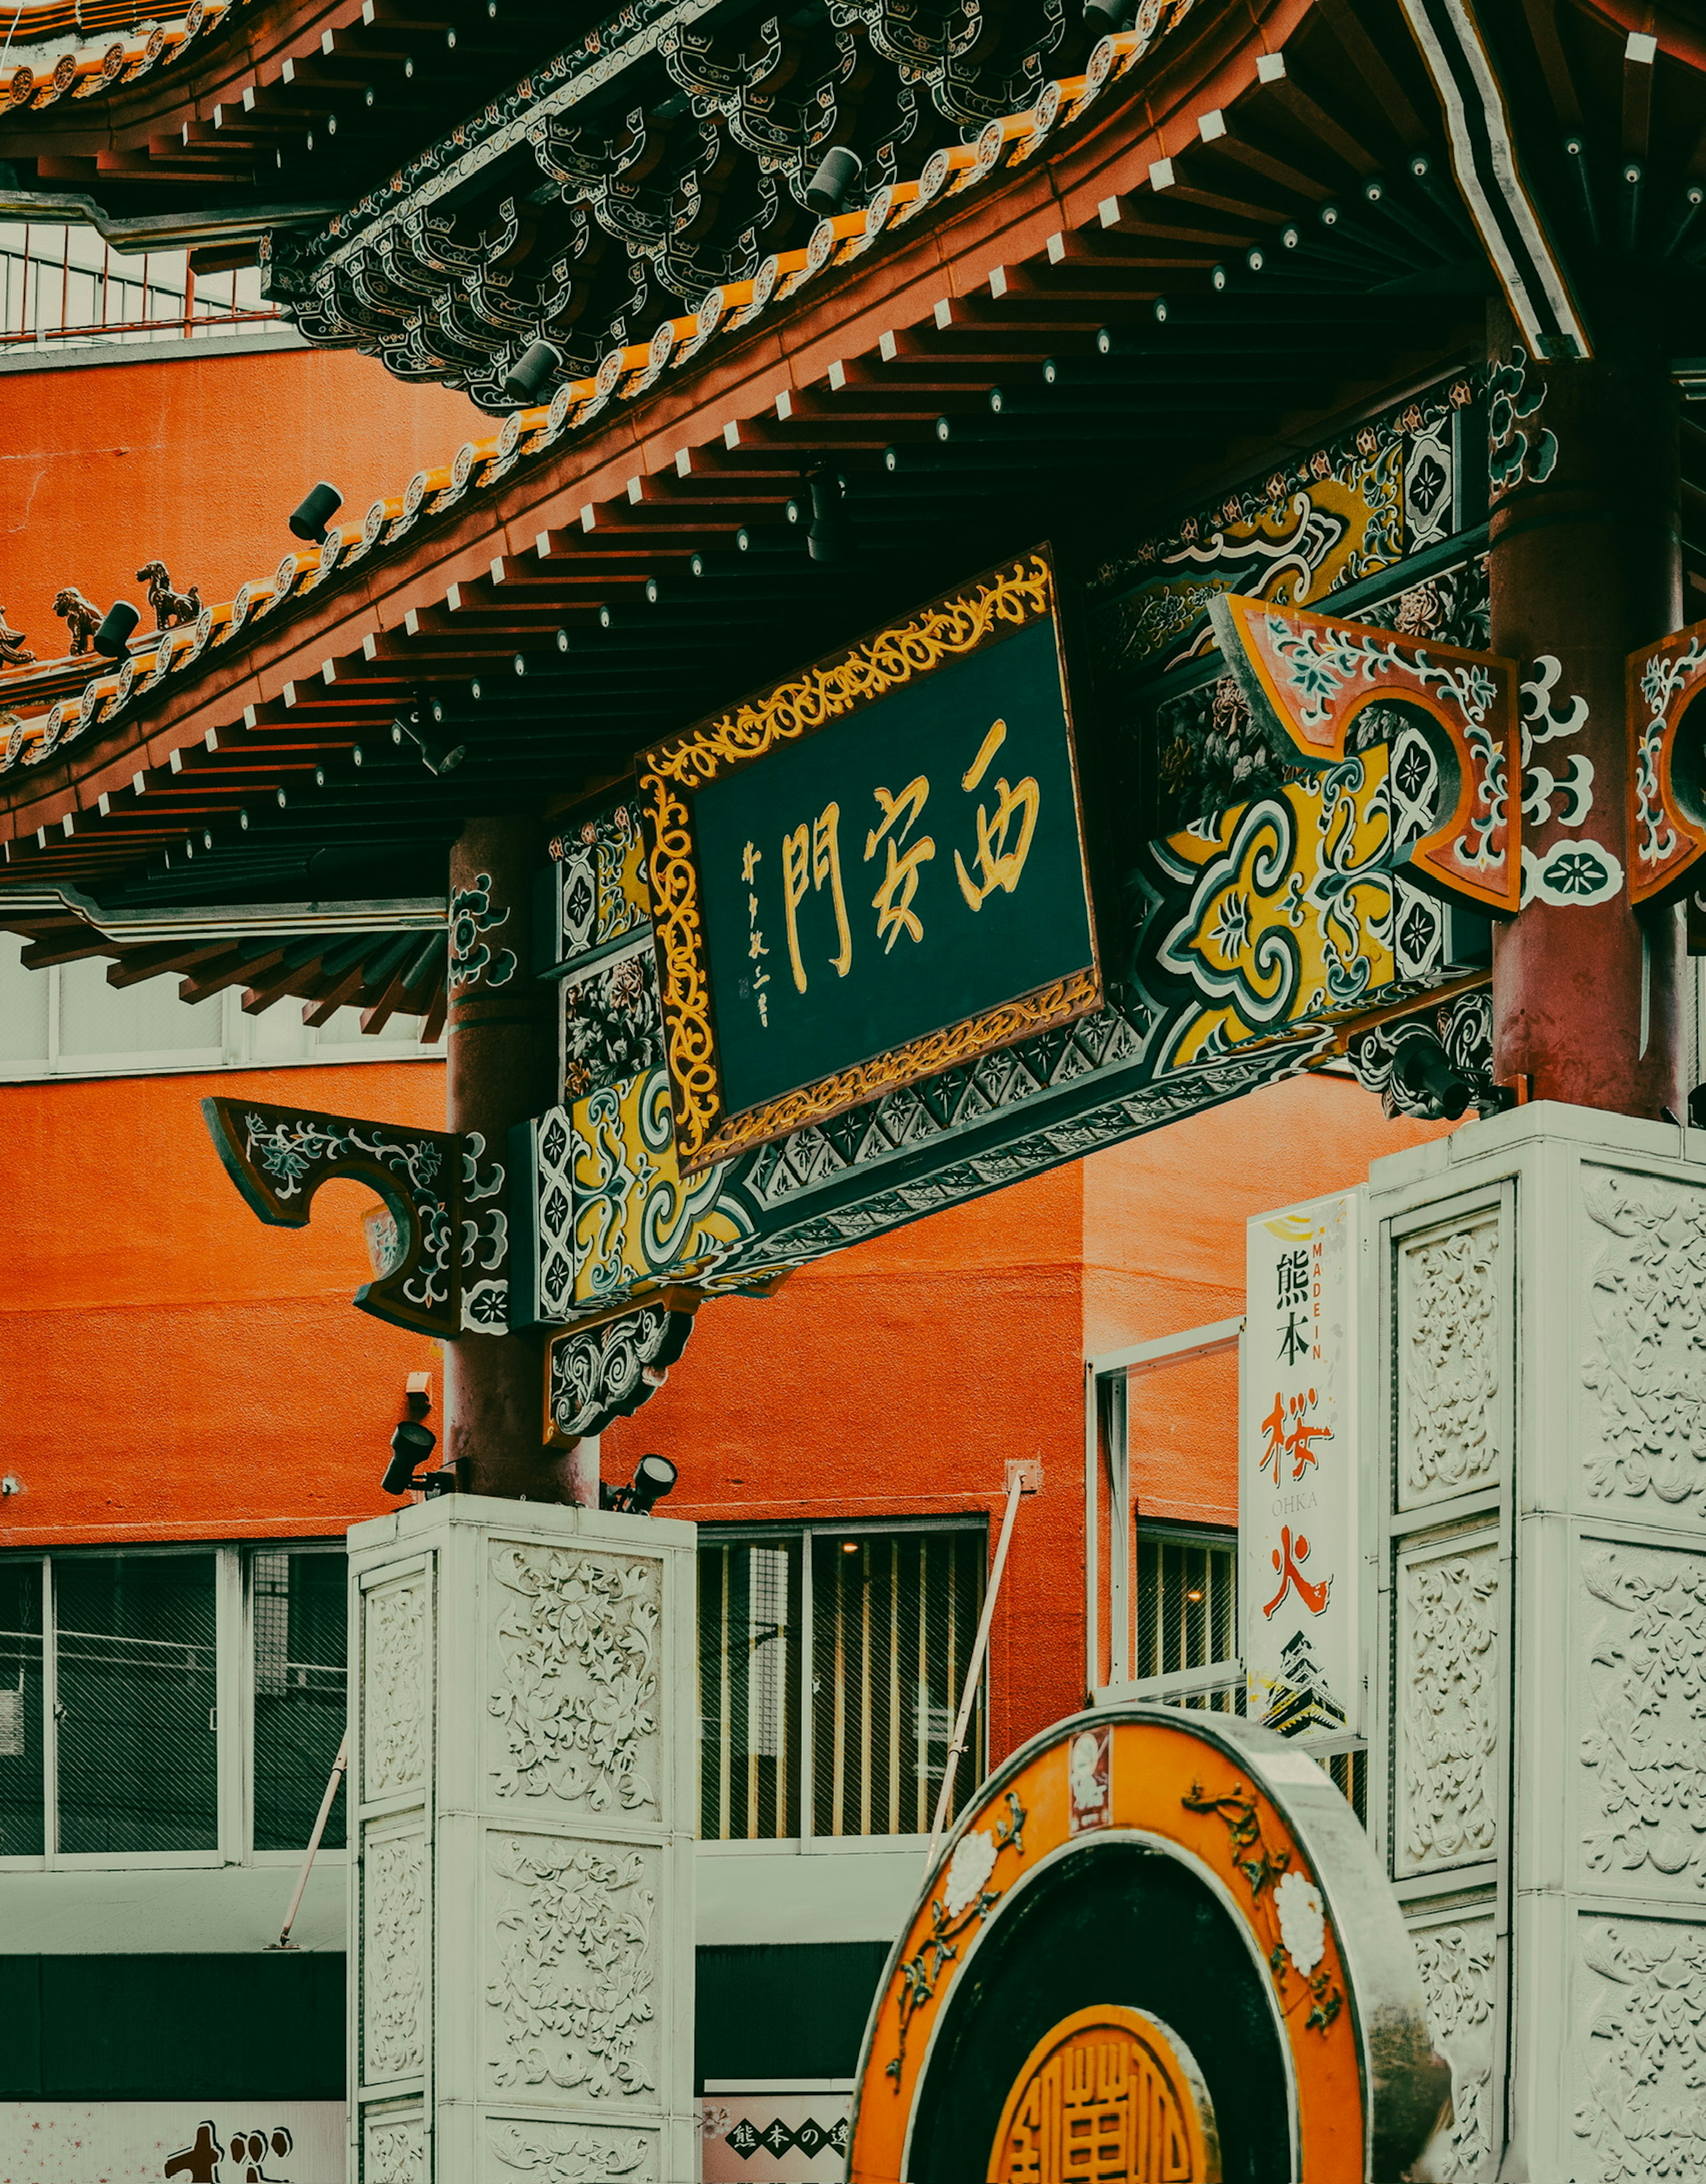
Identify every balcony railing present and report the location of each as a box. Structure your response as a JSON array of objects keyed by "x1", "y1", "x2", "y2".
[{"x1": 0, "y1": 224, "x2": 283, "y2": 352}]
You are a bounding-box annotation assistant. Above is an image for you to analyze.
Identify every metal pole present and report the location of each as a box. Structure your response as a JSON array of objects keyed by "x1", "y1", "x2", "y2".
[
  {"x1": 269, "y1": 1734, "x2": 347, "y2": 1950},
  {"x1": 925, "y1": 1465, "x2": 1030, "y2": 1867}
]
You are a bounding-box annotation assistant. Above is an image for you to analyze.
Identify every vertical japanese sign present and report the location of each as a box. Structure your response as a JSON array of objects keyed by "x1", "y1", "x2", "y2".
[{"x1": 1241, "y1": 1190, "x2": 1361, "y2": 1742}]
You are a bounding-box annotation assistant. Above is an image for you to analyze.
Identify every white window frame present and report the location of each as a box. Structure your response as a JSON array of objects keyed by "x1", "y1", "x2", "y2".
[
  {"x1": 1084, "y1": 1320, "x2": 1244, "y2": 1705},
  {"x1": 0, "y1": 1539, "x2": 349, "y2": 1873},
  {"x1": 0, "y1": 953, "x2": 442, "y2": 1083},
  {"x1": 698, "y1": 1514, "x2": 989, "y2": 1853}
]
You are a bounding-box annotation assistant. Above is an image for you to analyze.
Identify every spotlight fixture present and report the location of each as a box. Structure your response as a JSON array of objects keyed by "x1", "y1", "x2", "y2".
[
  {"x1": 382, "y1": 1419, "x2": 455, "y2": 1498},
  {"x1": 502, "y1": 337, "x2": 563, "y2": 403},
  {"x1": 1082, "y1": 0, "x2": 1136, "y2": 30},
  {"x1": 805, "y1": 467, "x2": 849, "y2": 564},
  {"x1": 1391, "y1": 1035, "x2": 1474, "y2": 1121},
  {"x1": 93, "y1": 600, "x2": 140, "y2": 659},
  {"x1": 600, "y1": 1453, "x2": 678, "y2": 1516},
  {"x1": 289, "y1": 480, "x2": 344, "y2": 544},
  {"x1": 1689, "y1": 1082, "x2": 1706, "y2": 1130},
  {"x1": 804, "y1": 144, "x2": 863, "y2": 216},
  {"x1": 392, "y1": 705, "x2": 467, "y2": 777}
]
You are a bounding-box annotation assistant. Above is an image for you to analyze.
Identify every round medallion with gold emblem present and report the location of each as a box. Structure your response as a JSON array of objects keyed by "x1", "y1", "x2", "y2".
[
  {"x1": 845, "y1": 1705, "x2": 1449, "y2": 2184},
  {"x1": 988, "y1": 2004, "x2": 1220, "y2": 2183}
]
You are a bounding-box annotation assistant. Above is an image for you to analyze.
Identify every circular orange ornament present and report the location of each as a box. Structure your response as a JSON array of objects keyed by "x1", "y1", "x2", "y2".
[{"x1": 846, "y1": 1706, "x2": 1447, "y2": 2184}]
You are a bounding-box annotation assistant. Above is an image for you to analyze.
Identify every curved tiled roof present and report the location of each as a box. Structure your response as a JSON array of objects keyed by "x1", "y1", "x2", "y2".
[
  {"x1": 7, "y1": 0, "x2": 1704, "y2": 924},
  {"x1": 0, "y1": 0, "x2": 604, "y2": 242},
  {"x1": 0, "y1": 0, "x2": 238, "y2": 112},
  {"x1": 0, "y1": 14, "x2": 1162, "y2": 775}
]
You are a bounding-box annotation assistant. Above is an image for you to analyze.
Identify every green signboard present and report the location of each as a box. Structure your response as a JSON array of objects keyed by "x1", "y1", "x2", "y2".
[{"x1": 639, "y1": 552, "x2": 1101, "y2": 1170}]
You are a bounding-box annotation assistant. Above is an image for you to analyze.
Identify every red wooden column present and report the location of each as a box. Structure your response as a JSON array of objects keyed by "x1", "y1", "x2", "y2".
[
  {"x1": 1488, "y1": 322, "x2": 1684, "y2": 1118},
  {"x1": 443, "y1": 814, "x2": 566, "y2": 1499}
]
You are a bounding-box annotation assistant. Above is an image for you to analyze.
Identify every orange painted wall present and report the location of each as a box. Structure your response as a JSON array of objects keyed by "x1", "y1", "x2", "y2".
[
  {"x1": 0, "y1": 340, "x2": 1459, "y2": 1769},
  {"x1": 0, "y1": 342, "x2": 475, "y2": 647},
  {"x1": 612, "y1": 1158, "x2": 1092, "y2": 1766},
  {"x1": 0, "y1": 1036, "x2": 1448, "y2": 1762},
  {"x1": 0, "y1": 1062, "x2": 446, "y2": 1547},
  {"x1": 1080, "y1": 1072, "x2": 1451, "y2": 1532}
]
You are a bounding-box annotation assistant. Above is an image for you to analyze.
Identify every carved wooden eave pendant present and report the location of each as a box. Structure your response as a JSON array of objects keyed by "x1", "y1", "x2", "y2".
[{"x1": 201, "y1": 1096, "x2": 510, "y2": 1338}]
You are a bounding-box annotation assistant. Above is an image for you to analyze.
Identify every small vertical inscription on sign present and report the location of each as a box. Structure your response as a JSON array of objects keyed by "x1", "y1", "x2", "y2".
[{"x1": 1241, "y1": 1192, "x2": 1361, "y2": 1742}]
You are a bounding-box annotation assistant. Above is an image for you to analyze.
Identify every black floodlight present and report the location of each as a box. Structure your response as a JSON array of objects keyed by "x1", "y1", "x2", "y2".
[
  {"x1": 392, "y1": 709, "x2": 467, "y2": 777},
  {"x1": 503, "y1": 338, "x2": 562, "y2": 403},
  {"x1": 289, "y1": 480, "x2": 344, "y2": 544},
  {"x1": 93, "y1": 600, "x2": 140, "y2": 659},
  {"x1": 602, "y1": 1453, "x2": 678, "y2": 1516},
  {"x1": 805, "y1": 144, "x2": 863, "y2": 215},
  {"x1": 1083, "y1": 0, "x2": 1136, "y2": 30},
  {"x1": 806, "y1": 468, "x2": 849, "y2": 564},
  {"x1": 383, "y1": 1418, "x2": 454, "y2": 1497},
  {"x1": 1689, "y1": 1082, "x2": 1706, "y2": 1129},
  {"x1": 1392, "y1": 1036, "x2": 1475, "y2": 1121}
]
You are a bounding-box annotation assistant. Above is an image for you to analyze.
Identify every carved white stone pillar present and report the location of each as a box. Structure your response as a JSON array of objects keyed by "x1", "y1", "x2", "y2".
[
  {"x1": 345, "y1": 1494, "x2": 697, "y2": 2184},
  {"x1": 1365, "y1": 1102, "x2": 1706, "y2": 2182}
]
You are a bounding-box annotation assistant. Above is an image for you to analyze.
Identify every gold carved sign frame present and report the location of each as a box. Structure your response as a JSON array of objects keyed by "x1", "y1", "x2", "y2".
[{"x1": 637, "y1": 549, "x2": 1102, "y2": 1172}]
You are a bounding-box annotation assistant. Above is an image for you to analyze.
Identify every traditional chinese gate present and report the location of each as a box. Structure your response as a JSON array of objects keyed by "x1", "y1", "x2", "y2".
[{"x1": 2, "y1": 4, "x2": 1706, "y2": 2177}]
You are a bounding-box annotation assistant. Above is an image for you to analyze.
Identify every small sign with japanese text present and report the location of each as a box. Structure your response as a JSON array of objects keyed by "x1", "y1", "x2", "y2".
[
  {"x1": 637, "y1": 552, "x2": 1100, "y2": 1170},
  {"x1": 1241, "y1": 1190, "x2": 1361, "y2": 1744}
]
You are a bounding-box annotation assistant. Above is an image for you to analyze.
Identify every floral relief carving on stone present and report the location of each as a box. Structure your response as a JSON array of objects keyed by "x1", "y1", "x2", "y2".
[
  {"x1": 486, "y1": 1833, "x2": 658, "y2": 2102},
  {"x1": 487, "y1": 2120, "x2": 653, "y2": 2178},
  {"x1": 364, "y1": 2111, "x2": 428, "y2": 2184},
  {"x1": 1398, "y1": 1212, "x2": 1503, "y2": 1506},
  {"x1": 1411, "y1": 1920, "x2": 1497, "y2": 2179},
  {"x1": 364, "y1": 1574, "x2": 430, "y2": 1799},
  {"x1": 489, "y1": 1546, "x2": 661, "y2": 1815},
  {"x1": 363, "y1": 1825, "x2": 429, "y2": 2085},
  {"x1": 1398, "y1": 1544, "x2": 1501, "y2": 1874},
  {"x1": 1573, "y1": 1919, "x2": 1706, "y2": 2180},
  {"x1": 1579, "y1": 1544, "x2": 1706, "y2": 1887},
  {"x1": 1582, "y1": 1172, "x2": 1706, "y2": 1514}
]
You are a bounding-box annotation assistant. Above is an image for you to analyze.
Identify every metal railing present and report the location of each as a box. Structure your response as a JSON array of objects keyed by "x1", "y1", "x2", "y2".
[
  {"x1": 0, "y1": 223, "x2": 283, "y2": 351},
  {"x1": 697, "y1": 1522, "x2": 986, "y2": 1843}
]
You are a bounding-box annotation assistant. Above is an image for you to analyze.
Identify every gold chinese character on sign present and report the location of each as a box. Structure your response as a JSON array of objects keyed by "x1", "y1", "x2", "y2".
[
  {"x1": 864, "y1": 776, "x2": 935, "y2": 950},
  {"x1": 955, "y1": 719, "x2": 1040, "y2": 911},
  {"x1": 989, "y1": 2006, "x2": 1217, "y2": 2183},
  {"x1": 781, "y1": 803, "x2": 853, "y2": 993}
]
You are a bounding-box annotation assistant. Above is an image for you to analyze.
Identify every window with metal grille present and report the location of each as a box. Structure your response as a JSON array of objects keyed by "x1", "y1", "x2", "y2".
[
  {"x1": 698, "y1": 1523, "x2": 985, "y2": 1842},
  {"x1": 698, "y1": 1537, "x2": 803, "y2": 1841},
  {"x1": 1134, "y1": 1526, "x2": 1241, "y2": 1711},
  {"x1": 252, "y1": 1549, "x2": 348, "y2": 1853},
  {"x1": 0, "y1": 1562, "x2": 44, "y2": 1858},
  {"x1": 0, "y1": 1543, "x2": 349, "y2": 1865},
  {"x1": 56, "y1": 1553, "x2": 219, "y2": 1855}
]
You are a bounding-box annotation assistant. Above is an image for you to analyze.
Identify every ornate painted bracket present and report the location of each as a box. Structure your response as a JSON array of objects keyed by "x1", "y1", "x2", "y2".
[
  {"x1": 1209, "y1": 593, "x2": 1522, "y2": 916},
  {"x1": 1628, "y1": 618, "x2": 1706, "y2": 907},
  {"x1": 543, "y1": 1294, "x2": 698, "y2": 1442},
  {"x1": 202, "y1": 1097, "x2": 509, "y2": 1338},
  {"x1": 1342, "y1": 987, "x2": 1495, "y2": 1120}
]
